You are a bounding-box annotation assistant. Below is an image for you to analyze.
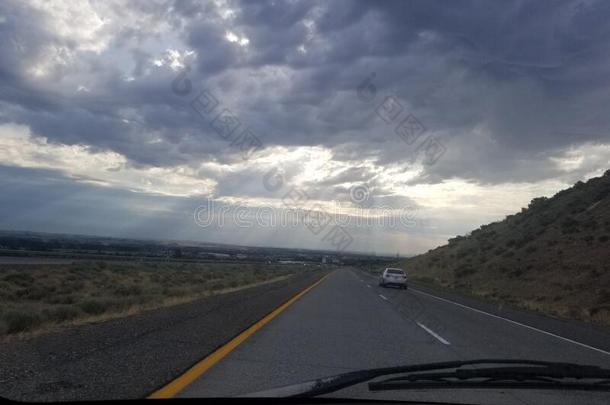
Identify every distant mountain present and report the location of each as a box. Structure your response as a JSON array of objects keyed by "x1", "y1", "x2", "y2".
[{"x1": 405, "y1": 170, "x2": 610, "y2": 327}]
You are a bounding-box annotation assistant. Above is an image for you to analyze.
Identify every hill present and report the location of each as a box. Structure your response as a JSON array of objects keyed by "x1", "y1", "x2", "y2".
[{"x1": 404, "y1": 170, "x2": 610, "y2": 327}]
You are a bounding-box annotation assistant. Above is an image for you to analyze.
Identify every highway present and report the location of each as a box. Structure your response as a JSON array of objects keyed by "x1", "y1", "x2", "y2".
[
  {"x1": 2, "y1": 267, "x2": 610, "y2": 403},
  {"x1": 168, "y1": 268, "x2": 610, "y2": 403}
]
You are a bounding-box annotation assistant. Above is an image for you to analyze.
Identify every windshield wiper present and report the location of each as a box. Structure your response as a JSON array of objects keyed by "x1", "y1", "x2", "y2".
[
  {"x1": 369, "y1": 363, "x2": 610, "y2": 392},
  {"x1": 289, "y1": 359, "x2": 610, "y2": 397}
]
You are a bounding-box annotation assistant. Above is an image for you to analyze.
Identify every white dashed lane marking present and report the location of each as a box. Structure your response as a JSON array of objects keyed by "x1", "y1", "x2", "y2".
[{"x1": 417, "y1": 322, "x2": 451, "y2": 345}]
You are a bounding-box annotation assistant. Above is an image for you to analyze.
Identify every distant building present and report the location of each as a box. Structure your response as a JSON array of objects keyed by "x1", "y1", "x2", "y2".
[{"x1": 211, "y1": 253, "x2": 231, "y2": 259}]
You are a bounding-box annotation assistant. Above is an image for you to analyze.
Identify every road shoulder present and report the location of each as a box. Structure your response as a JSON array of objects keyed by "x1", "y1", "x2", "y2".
[{"x1": 0, "y1": 270, "x2": 328, "y2": 401}]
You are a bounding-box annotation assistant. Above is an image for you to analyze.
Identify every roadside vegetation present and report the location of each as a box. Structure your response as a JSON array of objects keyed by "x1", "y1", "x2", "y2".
[
  {"x1": 0, "y1": 261, "x2": 309, "y2": 338},
  {"x1": 403, "y1": 170, "x2": 610, "y2": 328}
]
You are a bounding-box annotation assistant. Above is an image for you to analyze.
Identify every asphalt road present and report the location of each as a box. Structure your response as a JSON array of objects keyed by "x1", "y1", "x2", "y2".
[{"x1": 176, "y1": 268, "x2": 610, "y2": 404}]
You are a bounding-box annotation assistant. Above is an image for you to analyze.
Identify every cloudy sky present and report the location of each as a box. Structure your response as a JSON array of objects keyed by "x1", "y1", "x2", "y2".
[{"x1": 0, "y1": 0, "x2": 609, "y2": 255}]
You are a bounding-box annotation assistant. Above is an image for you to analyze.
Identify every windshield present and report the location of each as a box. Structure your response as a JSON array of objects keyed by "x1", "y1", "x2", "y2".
[{"x1": 1, "y1": 1, "x2": 609, "y2": 404}]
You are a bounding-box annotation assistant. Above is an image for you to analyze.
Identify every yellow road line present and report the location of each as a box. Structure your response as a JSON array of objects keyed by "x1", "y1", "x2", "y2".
[{"x1": 148, "y1": 273, "x2": 330, "y2": 399}]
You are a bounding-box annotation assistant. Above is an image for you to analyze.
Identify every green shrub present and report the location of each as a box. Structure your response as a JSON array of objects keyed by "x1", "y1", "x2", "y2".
[
  {"x1": 454, "y1": 265, "x2": 476, "y2": 277},
  {"x1": 78, "y1": 299, "x2": 109, "y2": 315},
  {"x1": 23, "y1": 286, "x2": 56, "y2": 301},
  {"x1": 44, "y1": 305, "x2": 82, "y2": 322},
  {"x1": 525, "y1": 245, "x2": 537, "y2": 254},
  {"x1": 113, "y1": 284, "x2": 143, "y2": 296},
  {"x1": 2, "y1": 310, "x2": 42, "y2": 333},
  {"x1": 208, "y1": 281, "x2": 226, "y2": 290},
  {"x1": 583, "y1": 220, "x2": 598, "y2": 230},
  {"x1": 508, "y1": 269, "x2": 524, "y2": 278},
  {"x1": 0, "y1": 288, "x2": 16, "y2": 301},
  {"x1": 166, "y1": 287, "x2": 188, "y2": 297},
  {"x1": 514, "y1": 234, "x2": 535, "y2": 248},
  {"x1": 46, "y1": 294, "x2": 77, "y2": 305},
  {"x1": 561, "y1": 217, "x2": 580, "y2": 234},
  {"x1": 3, "y1": 273, "x2": 35, "y2": 286}
]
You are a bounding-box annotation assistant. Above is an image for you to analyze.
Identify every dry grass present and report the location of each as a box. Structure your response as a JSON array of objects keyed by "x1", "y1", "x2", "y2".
[{"x1": 0, "y1": 261, "x2": 309, "y2": 339}]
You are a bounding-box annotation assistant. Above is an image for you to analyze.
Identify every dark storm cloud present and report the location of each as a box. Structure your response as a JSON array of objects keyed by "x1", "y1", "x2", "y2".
[
  {"x1": 0, "y1": 0, "x2": 609, "y2": 191},
  {"x1": 0, "y1": 165, "x2": 244, "y2": 244}
]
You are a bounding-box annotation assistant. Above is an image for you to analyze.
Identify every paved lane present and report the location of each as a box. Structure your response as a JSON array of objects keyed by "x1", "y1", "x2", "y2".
[
  {"x1": 360, "y1": 271, "x2": 610, "y2": 367},
  {"x1": 177, "y1": 268, "x2": 610, "y2": 403},
  {"x1": 178, "y1": 268, "x2": 459, "y2": 397}
]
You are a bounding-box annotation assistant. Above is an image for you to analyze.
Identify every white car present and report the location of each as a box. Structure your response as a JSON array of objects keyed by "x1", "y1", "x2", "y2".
[{"x1": 379, "y1": 268, "x2": 408, "y2": 289}]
